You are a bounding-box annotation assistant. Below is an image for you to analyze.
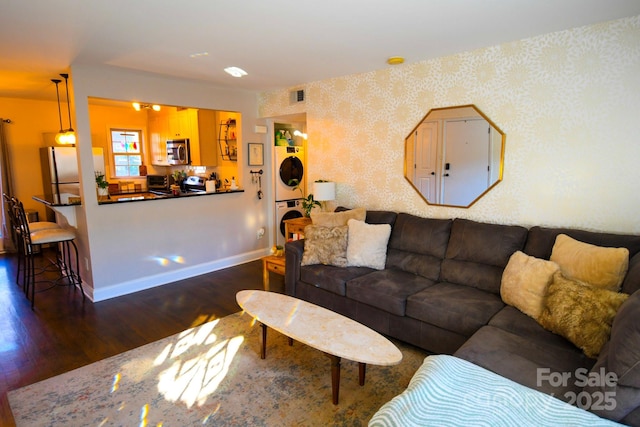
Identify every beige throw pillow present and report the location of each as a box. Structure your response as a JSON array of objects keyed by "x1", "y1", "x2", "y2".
[
  {"x1": 550, "y1": 234, "x2": 629, "y2": 291},
  {"x1": 301, "y1": 225, "x2": 348, "y2": 267},
  {"x1": 538, "y1": 271, "x2": 629, "y2": 358},
  {"x1": 500, "y1": 251, "x2": 560, "y2": 320},
  {"x1": 346, "y1": 219, "x2": 391, "y2": 270},
  {"x1": 311, "y1": 207, "x2": 366, "y2": 227}
]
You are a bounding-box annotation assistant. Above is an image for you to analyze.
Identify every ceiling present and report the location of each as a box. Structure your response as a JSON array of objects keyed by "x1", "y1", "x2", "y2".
[{"x1": 2, "y1": 0, "x2": 640, "y2": 101}]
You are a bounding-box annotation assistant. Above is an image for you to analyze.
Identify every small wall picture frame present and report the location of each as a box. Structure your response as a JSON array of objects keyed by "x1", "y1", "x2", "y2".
[{"x1": 248, "y1": 143, "x2": 264, "y2": 166}]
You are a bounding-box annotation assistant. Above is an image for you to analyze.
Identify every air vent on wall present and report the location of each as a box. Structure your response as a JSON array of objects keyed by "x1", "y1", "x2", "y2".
[{"x1": 289, "y1": 89, "x2": 305, "y2": 104}]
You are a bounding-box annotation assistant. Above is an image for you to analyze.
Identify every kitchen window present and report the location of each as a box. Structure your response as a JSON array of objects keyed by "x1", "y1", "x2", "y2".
[{"x1": 110, "y1": 129, "x2": 143, "y2": 177}]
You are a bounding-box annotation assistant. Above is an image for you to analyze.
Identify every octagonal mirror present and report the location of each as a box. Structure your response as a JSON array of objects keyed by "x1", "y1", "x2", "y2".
[{"x1": 404, "y1": 104, "x2": 505, "y2": 207}]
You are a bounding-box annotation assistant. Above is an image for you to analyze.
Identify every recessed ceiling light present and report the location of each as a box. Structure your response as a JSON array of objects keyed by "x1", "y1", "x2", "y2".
[
  {"x1": 387, "y1": 56, "x2": 405, "y2": 65},
  {"x1": 224, "y1": 66, "x2": 248, "y2": 78},
  {"x1": 189, "y1": 52, "x2": 209, "y2": 58}
]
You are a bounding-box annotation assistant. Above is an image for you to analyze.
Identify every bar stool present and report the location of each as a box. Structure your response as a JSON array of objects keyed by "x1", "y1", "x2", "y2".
[
  {"x1": 3, "y1": 194, "x2": 62, "y2": 288},
  {"x1": 12, "y1": 197, "x2": 83, "y2": 309}
]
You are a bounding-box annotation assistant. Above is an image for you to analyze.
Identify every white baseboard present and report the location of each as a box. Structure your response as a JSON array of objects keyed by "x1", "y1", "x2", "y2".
[{"x1": 88, "y1": 249, "x2": 270, "y2": 302}]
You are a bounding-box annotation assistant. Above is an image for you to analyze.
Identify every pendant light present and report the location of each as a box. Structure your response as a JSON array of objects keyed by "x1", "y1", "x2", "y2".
[
  {"x1": 51, "y1": 79, "x2": 66, "y2": 143},
  {"x1": 56, "y1": 73, "x2": 76, "y2": 145}
]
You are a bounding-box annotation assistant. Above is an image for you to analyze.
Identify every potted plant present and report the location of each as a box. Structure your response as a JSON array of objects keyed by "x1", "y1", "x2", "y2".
[
  {"x1": 95, "y1": 171, "x2": 109, "y2": 198},
  {"x1": 289, "y1": 179, "x2": 321, "y2": 217}
]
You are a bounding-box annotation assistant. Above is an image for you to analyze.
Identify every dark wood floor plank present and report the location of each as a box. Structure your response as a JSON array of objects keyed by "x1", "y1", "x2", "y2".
[{"x1": 0, "y1": 250, "x2": 281, "y2": 426}]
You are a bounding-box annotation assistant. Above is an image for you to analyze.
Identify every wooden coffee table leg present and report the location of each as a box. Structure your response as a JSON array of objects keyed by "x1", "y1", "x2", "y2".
[
  {"x1": 260, "y1": 323, "x2": 267, "y2": 359},
  {"x1": 359, "y1": 362, "x2": 366, "y2": 386},
  {"x1": 327, "y1": 354, "x2": 341, "y2": 405}
]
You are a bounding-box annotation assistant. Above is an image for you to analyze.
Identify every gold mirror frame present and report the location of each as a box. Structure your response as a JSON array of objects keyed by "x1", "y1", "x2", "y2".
[{"x1": 404, "y1": 104, "x2": 505, "y2": 208}]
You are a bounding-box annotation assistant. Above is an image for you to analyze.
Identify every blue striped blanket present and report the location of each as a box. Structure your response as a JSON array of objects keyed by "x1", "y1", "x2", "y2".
[{"x1": 369, "y1": 355, "x2": 622, "y2": 427}]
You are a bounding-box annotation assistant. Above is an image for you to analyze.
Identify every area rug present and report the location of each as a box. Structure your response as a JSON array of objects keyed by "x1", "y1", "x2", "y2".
[{"x1": 8, "y1": 311, "x2": 427, "y2": 426}]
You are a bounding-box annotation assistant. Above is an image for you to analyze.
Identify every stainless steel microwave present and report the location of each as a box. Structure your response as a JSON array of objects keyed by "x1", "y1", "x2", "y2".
[{"x1": 166, "y1": 139, "x2": 190, "y2": 165}]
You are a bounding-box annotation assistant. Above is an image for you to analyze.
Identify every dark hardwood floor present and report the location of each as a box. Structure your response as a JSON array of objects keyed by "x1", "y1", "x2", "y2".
[{"x1": 0, "y1": 249, "x2": 283, "y2": 426}]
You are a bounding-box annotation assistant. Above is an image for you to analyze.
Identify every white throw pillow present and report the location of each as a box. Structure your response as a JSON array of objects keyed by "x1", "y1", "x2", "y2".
[
  {"x1": 500, "y1": 251, "x2": 560, "y2": 320},
  {"x1": 346, "y1": 219, "x2": 392, "y2": 270}
]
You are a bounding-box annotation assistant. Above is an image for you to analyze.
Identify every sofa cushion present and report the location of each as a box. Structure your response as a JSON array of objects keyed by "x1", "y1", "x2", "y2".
[
  {"x1": 489, "y1": 306, "x2": 588, "y2": 353},
  {"x1": 454, "y1": 325, "x2": 594, "y2": 401},
  {"x1": 364, "y1": 210, "x2": 398, "y2": 226},
  {"x1": 500, "y1": 251, "x2": 560, "y2": 320},
  {"x1": 440, "y1": 259, "x2": 508, "y2": 295},
  {"x1": 441, "y1": 219, "x2": 528, "y2": 293},
  {"x1": 550, "y1": 234, "x2": 629, "y2": 292},
  {"x1": 300, "y1": 264, "x2": 374, "y2": 296},
  {"x1": 334, "y1": 207, "x2": 398, "y2": 227},
  {"x1": 385, "y1": 213, "x2": 452, "y2": 281},
  {"x1": 311, "y1": 207, "x2": 366, "y2": 227},
  {"x1": 406, "y1": 282, "x2": 504, "y2": 337},
  {"x1": 346, "y1": 219, "x2": 391, "y2": 270},
  {"x1": 538, "y1": 271, "x2": 629, "y2": 358},
  {"x1": 346, "y1": 268, "x2": 435, "y2": 316},
  {"x1": 524, "y1": 226, "x2": 640, "y2": 263},
  {"x1": 301, "y1": 225, "x2": 348, "y2": 267}
]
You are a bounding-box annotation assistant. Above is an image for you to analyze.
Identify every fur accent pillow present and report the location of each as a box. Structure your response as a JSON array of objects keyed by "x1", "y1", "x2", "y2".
[
  {"x1": 301, "y1": 225, "x2": 348, "y2": 267},
  {"x1": 346, "y1": 219, "x2": 391, "y2": 270},
  {"x1": 538, "y1": 271, "x2": 629, "y2": 358},
  {"x1": 500, "y1": 251, "x2": 560, "y2": 320},
  {"x1": 311, "y1": 207, "x2": 366, "y2": 227},
  {"x1": 550, "y1": 234, "x2": 629, "y2": 291}
]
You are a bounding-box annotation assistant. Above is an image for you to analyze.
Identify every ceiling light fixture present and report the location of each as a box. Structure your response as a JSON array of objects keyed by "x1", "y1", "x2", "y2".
[
  {"x1": 57, "y1": 73, "x2": 76, "y2": 145},
  {"x1": 224, "y1": 67, "x2": 248, "y2": 78},
  {"x1": 387, "y1": 56, "x2": 405, "y2": 65},
  {"x1": 132, "y1": 102, "x2": 161, "y2": 112}
]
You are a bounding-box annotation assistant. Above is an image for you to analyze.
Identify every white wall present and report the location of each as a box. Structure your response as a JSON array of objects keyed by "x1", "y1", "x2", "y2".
[
  {"x1": 259, "y1": 15, "x2": 640, "y2": 235},
  {"x1": 70, "y1": 64, "x2": 272, "y2": 301}
]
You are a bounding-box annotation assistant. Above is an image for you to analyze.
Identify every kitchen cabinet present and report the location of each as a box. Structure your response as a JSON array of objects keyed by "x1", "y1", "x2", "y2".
[
  {"x1": 167, "y1": 108, "x2": 190, "y2": 139},
  {"x1": 148, "y1": 108, "x2": 218, "y2": 166},
  {"x1": 149, "y1": 115, "x2": 169, "y2": 165},
  {"x1": 188, "y1": 109, "x2": 217, "y2": 166}
]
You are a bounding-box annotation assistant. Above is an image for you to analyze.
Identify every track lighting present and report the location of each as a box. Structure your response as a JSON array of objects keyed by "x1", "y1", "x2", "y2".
[{"x1": 132, "y1": 102, "x2": 161, "y2": 111}]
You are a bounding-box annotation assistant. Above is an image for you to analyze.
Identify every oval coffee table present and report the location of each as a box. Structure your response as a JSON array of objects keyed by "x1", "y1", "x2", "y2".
[{"x1": 236, "y1": 289, "x2": 402, "y2": 404}]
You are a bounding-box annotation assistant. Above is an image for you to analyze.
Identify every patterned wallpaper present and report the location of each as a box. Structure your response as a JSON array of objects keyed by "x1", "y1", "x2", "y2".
[{"x1": 259, "y1": 16, "x2": 640, "y2": 234}]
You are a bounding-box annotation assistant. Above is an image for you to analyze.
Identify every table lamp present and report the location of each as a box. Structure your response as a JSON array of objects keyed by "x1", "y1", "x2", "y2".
[{"x1": 313, "y1": 181, "x2": 336, "y2": 212}]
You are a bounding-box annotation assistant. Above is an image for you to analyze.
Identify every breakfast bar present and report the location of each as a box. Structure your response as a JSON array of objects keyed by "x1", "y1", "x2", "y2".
[{"x1": 32, "y1": 194, "x2": 80, "y2": 227}]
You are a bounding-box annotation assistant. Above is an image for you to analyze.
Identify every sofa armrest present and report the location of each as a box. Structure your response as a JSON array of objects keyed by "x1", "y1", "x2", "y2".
[
  {"x1": 285, "y1": 239, "x2": 305, "y2": 296},
  {"x1": 622, "y1": 251, "x2": 640, "y2": 295}
]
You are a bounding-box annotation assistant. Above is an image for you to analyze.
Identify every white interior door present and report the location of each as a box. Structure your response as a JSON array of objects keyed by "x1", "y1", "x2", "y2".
[
  {"x1": 442, "y1": 118, "x2": 490, "y2": 206},
  {"x1": 413, "y1": 121, "x2": 438, "y2": 202}
]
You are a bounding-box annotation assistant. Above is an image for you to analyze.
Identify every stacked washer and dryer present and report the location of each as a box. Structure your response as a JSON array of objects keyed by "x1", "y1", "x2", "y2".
[{"x1": 274, "y1": 145, "x2": 305, "y2": 246}]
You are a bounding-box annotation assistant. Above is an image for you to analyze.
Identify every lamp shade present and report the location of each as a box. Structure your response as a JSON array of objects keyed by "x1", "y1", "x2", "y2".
[{"x1": 313, "y1": 181, "x2": 335, "y2": 201}]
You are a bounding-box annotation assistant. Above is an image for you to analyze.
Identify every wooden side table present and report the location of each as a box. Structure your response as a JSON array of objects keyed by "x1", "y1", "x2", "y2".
[
  {"x1": 262, "y1": 255, "x2": 286, "y2": 291},
  {"x1": 284, "y1": 217, "x2": 312, "y2": 242}
]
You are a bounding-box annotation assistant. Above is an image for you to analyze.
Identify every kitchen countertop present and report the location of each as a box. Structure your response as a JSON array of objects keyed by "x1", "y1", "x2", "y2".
[
  {"x1": 98, "y1": 188, "x2": 244, "y2": 204},
  {"x1": 33, "y1": 189, "x2": 244, "y2": 207},
  {"x1": 33, "y1": 194, "x2": 82, "y2": 207}
]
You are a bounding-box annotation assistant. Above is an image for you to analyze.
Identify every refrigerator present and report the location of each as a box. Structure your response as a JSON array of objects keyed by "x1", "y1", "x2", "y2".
[{"x1": 40, "y1": 146, "x2": 105, "y2": 206}]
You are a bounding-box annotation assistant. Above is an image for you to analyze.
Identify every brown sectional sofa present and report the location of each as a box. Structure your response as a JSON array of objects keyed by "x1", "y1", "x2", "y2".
[{"x1": 284, "y1": 209, "x2": 640, "y2": 425}]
